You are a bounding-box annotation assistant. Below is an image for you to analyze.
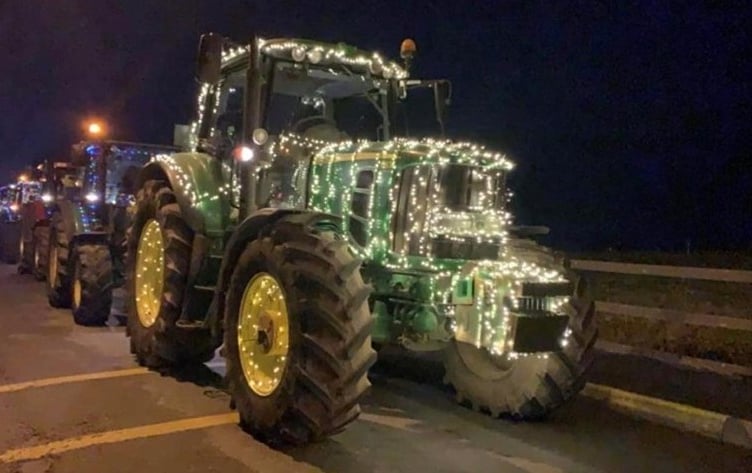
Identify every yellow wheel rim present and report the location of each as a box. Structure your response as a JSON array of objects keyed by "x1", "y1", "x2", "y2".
[
  {"x1": 73, "y1": 277, "x2": 82, "y2": 308},
  {"x1": 237, "y1": 272, "x2": 290, "y2": 397},
  {"x1": 134, "y1": 219, "x2": 164, "y2": 328}
]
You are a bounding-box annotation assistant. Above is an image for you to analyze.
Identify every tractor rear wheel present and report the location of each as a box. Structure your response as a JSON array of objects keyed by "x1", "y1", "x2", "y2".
[
  {"x1": 443, "y1": 278, "x2": 597, "y2": 419},
  {"x1": 224, "y1": 214, "x2": 376, "y2": 445},
  {"x1": 1, "y1": 221, "x2": 22, "y2": 264},
  {"x1": 71, "y1": 243, "x2": 113, "y2": 325},
  {"x1": 32, "y1": 224, "x2": 49, "y2": 281},
  {"x1": 126, "y1": 180, "x2": 215, "y2": 367},
  {"x1": 46, "y1": 213, "x2": 71, "y2": 308}
]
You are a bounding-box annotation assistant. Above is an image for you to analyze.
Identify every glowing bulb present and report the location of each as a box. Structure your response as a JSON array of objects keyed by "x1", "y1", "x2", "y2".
[
  {"x1": 239, "y1": 146, "x2": 254, "y2": 162},
  {"x1": 88, "y1": 122, "x2": 103, "y2": 135},
  {"x1": 85, "y1": 192, "x2": 100, "y2": 203},
  {"x1": 291, "y1": 47, "x2": 306, "y2": 62},
  {"x1": 306, "y1": 49, "x2": 323, "y2": 64},
  {"x1": 41, "y1": 193, "x2": 53, "y2": 203}
]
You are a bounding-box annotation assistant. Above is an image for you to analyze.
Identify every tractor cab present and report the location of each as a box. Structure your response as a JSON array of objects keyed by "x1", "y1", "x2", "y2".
[
  {"x1": 39, "y1": 160, "x2": 83, "y2": 204},
  {"x1": 72, "y1": 141, "x2": 177, "y2": 208},
  {"x1": 191, "y1": 35, "x2": 451, "y2": 217}
]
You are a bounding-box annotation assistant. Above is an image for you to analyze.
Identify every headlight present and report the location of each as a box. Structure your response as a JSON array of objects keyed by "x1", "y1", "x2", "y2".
[
  {"x1": 85, "y1": 192, "x2": 100, "y2": 203},
  {"x1": 41, "y1": 193, "x2": 53, "y2": 203},
  {"x1": 9, "y1": 204, "x2": 19, "y2": 212}
]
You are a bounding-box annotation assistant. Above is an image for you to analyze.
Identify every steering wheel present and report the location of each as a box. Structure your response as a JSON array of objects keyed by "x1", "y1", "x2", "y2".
[{"x1": 292, "y1": 116, "x2": 337, "y2": 133}]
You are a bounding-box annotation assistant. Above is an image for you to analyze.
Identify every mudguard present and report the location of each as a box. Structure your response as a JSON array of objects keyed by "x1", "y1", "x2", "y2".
[
  {"x1": 138, "y1": 152, "x2": 231, "y2": 238},
  {"x1": 53, "y1": 200, "x2": 108, "y2": 244}
]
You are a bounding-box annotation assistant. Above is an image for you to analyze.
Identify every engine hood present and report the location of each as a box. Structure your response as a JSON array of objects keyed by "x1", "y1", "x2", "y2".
[{"x1": 312, "y1": 137, "x2": 515, "y2": 171}]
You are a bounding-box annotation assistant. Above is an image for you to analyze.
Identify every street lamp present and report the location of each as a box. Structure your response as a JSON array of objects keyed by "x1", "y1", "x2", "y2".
[{"x1": 88, "y1": 122, "x2": 104, "y2": 136}]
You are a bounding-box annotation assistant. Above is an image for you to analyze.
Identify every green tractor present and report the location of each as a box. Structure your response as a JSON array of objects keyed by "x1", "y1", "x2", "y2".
[
  {"x1": 46, "y1": 140, "x2": 177, "y2": 325},
  {"x1": 125, "y1": 33, "x2": 596, "y2": 445}
]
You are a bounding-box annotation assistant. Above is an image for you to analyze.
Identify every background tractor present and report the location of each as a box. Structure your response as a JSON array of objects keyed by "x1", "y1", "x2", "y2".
[
  {"x1": 18, "y1": 160, "x2": 80, "y2": 280},
  {"x1": 124, "y1": 33, "x2": 595, "y2": 446},
  {"x1": 46, "y1": 140, "x2": 177, "y2": 325},
  {"x1": 0, "y1": 180, "x2": 42, "y2": 264}
]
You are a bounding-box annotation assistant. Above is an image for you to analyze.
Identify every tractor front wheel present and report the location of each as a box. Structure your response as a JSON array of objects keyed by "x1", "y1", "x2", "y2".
[
  {"x1": 224, "y1": 214, "x2": 376, "y2": 445},
  {"x1": 443, "y1": 293, "x2": 597, "y2": 419},
  {"x1": 126, "y1": 180, "x2": 215, "y2": 367},
  {"x1": 71, "y1": 243, "x2": 113, "y2": 326}
]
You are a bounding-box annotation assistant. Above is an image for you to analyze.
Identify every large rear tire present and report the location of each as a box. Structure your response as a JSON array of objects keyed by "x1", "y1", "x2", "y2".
[
  {"x1": 444, "y1": 271, "x2": 597, "y2": 419},
  {"x1": 46, "y1": 213, "x2": 71, "y2": 308},
  {"x1": 71, "y1": 243, "x2": 113, "y2": 326},
  {"x1": 224, "y1": 214, "x2": 376, "y2": 445},
  {"x1": 126, "y1": 180, "x2": 215, "y2": 367}
]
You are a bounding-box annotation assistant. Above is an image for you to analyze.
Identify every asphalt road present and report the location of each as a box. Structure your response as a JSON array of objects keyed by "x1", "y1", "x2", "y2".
[{"x1": 0, "y1": 264, "x2": 749, "y2": 473}]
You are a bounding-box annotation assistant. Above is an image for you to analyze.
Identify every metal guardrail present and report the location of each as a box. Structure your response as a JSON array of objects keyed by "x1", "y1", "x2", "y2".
[
  {"x1": 570, "y1": 259, "x2": 752, "y2": 283},
  {"x1": 570, "y1": 259, "x2": 752, "y2": 377}
]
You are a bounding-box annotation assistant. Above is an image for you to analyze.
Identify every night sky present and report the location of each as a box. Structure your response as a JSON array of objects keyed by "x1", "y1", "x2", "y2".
[{"x1": 2, "y1": 1, "x2": 750, "y2": 251}]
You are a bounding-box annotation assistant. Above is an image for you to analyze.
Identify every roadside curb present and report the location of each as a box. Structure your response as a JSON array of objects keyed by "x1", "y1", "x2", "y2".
[{"x1": 582, "y1": 383, "x2": 752, "y2": 450}]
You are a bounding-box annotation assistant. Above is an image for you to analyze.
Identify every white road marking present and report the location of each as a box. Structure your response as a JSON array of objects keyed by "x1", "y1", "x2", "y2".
[
  {"x1": 0, "y1": 368, "x2": 150, "y2": 394},
  {"x1": 0, "y1": 413, "x2": 238, "y2": 463}
]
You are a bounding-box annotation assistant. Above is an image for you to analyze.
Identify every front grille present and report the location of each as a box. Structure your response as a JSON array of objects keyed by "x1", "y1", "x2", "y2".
[{"x1": 516, "y1": 296, "x2": 551, "y2": 314}]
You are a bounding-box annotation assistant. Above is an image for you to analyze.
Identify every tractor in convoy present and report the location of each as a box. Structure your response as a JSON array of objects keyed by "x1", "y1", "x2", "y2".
[
  {"x1": 18, "y1": 159, "x2": 80, "y2": 279},
  {"x1": 0, "y1": 179, "x2": 42, "y2": 264},
  {"x1": 124, "y1": 33, "x2": 596, "y2": 445},
  {"x1": 46, "y1": 140, "x2": 177, "y2": 325}
]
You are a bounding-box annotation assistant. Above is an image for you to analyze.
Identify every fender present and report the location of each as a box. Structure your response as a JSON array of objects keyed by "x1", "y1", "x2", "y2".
[
  {"x1": 207, "y1": 209, "x2": 344, "y2": 340},
  {"x1": 52, "y1": 200, "x2": 109, "y2": 245},
  {"x1": 138, "y1": 152, "x2": 231, "y2": 238}
]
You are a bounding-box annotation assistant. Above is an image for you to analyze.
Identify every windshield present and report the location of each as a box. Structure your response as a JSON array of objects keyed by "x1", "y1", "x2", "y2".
[
  {"x1": 263, "y1": 60, "x2": 449, "y2": 142},
  {"x1": 264, "y1": 60, "x2": 387, "y2": 141},
  {"x1": 434, "y1": 165, "x2": 506, "y2": 211}
]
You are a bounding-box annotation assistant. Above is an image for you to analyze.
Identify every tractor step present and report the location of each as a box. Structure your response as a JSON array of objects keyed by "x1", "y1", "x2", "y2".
[
  {"x1": 175, "y1": 320, "x2": 207, "y2": 330},
  {"x1": 193, "y1": 285, "x2": 216, "y2": 292}
]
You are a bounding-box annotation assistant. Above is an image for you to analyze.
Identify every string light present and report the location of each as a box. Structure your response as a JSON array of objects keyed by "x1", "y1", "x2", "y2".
[{"x1": 221, "y1": 38, "x2": 408, "y2": 80}]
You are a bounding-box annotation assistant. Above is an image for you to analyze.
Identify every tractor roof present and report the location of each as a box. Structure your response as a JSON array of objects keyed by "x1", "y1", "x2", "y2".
[
  {"x1": 222, "y1": 37, "x2": 408, "y2": 80},
  {"x1": 73, "y1": 140, "x2": 178, "y2": 156}
]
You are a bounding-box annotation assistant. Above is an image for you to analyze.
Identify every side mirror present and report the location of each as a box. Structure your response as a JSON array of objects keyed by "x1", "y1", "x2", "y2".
[
  {"x1": 196, "y1": 33, "x2": 224, "y2": 84},
  {"x1": 433, "y1": 80, "x2": 451, "y2": 124}
]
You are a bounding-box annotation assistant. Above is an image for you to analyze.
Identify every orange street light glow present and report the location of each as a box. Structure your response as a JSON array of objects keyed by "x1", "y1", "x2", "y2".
[{"x1": 88, "y1": 122, "x2": 103, "y2": 135}]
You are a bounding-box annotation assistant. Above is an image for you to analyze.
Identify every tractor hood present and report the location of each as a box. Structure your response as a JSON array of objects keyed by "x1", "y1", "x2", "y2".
[{"x1": 312, "y1": 137, "x2": 515, "y2": 171}]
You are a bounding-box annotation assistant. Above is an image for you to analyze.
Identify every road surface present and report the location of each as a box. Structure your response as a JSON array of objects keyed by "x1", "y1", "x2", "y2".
[{"x1": 0, "y1": 265, "x2": 749, "y2": 473}]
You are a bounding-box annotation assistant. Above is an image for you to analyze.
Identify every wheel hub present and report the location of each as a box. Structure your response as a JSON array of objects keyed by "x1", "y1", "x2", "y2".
[
  {"x1": 237, "y1": 273, "x2": 290, "y2": 397},
  {"x1": 256, "y1": 313, "x2": 275, "y2": 353},
  {"x1": 134, "y1": 219, "x2": 164, "y2": 328}
]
